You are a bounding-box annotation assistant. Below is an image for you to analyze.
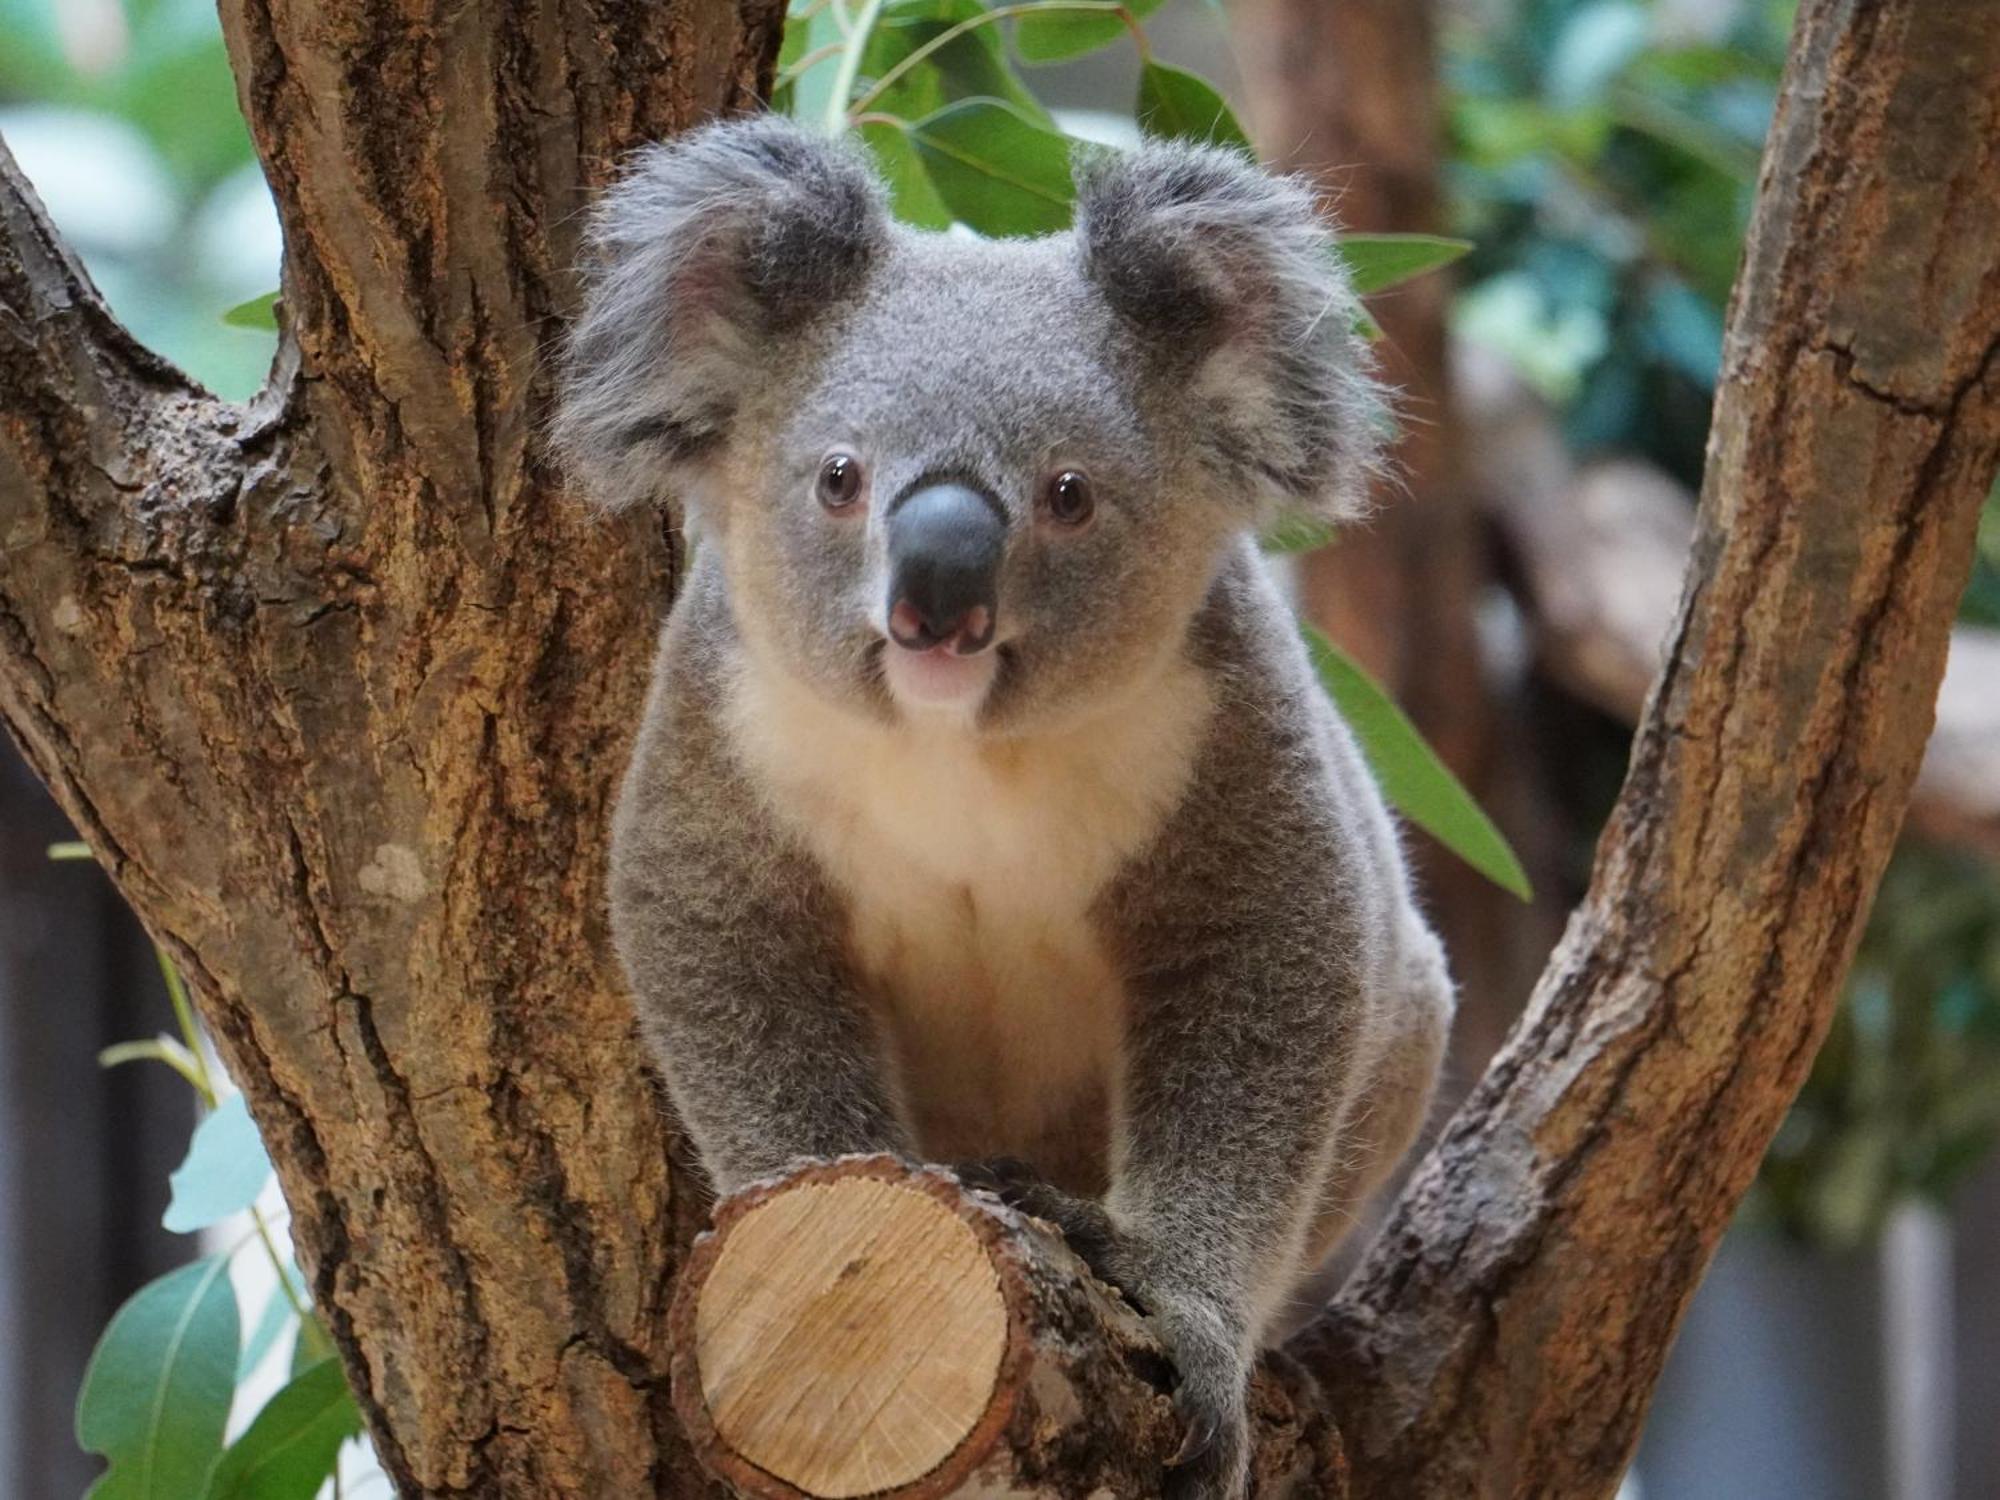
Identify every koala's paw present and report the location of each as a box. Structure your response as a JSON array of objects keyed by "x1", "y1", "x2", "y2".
[
  {"x1": 952, "y1": 1158, "x2": 1127, "y2": 1296},
  {"x1": 1153, "y1": 1300, "x2": 1252, "y2": 1500}
]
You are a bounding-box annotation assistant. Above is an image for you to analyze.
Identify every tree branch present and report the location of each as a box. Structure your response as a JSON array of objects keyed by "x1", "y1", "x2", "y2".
[
  {"x1": 1303, "y1": 2, "x2": 2000, "y2": 1493},
  {"x1": 0, "y1": 138, "x2": 282, "y2": 872},
  {"x1": 1459, "y1": 370, "x2": 2000, "y2": 862}
]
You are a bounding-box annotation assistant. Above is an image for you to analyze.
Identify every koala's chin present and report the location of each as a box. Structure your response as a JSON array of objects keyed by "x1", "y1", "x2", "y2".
[{"x1": 879, "y1": 638, "x2": 1001, "y2": 720}]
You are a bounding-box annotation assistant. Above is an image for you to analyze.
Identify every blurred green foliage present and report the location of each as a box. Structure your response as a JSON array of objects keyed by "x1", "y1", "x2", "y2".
[
  {"x1": 1759, "y1": 844, "x2": 2000, "y2": 1248},
  {"x1": 0, "y1": 0, "x2": 275, "y2": 397},
  {"x1": 1446, "y1": 0, "x2": 1790, "y2": 481}
]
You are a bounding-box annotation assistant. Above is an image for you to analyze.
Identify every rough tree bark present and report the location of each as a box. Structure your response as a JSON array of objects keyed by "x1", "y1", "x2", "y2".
[
  {"x1": 0, "y1": 2, "x2": 781, "y2": 1493},
  {"x1": 0, "y1": 4, "x2": 1994, "y2": 1500}
]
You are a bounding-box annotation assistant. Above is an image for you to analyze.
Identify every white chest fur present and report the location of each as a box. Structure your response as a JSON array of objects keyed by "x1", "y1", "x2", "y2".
[{"x1": 721, "y1": 654, "x2": 1213, "y2": 1189}]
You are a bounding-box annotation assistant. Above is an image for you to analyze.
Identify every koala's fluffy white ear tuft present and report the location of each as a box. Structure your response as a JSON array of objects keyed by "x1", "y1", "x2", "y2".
[
  {"x1": 553, "y1": 116, "x2": 890, "y2": 513},
  {"x1": 1073, "y1": 143, "x2": 1385, "y2": 524}
]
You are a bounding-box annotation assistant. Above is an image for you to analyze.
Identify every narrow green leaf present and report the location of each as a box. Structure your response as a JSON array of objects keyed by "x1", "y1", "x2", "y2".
[
  {"x1": 776, "y1": 0, "x2": 846, "y2": 122},
  {"x1": 221, "y1": 292, "x2": 279, "y2": 332},
  {"x1": 1014, "y1": 0, "x2": 1161, "y2": 64},
  {"x1": 77, "y1": 1256, "x2": 240, "y2": 1500},
  {"x1": 859, "y1": 119, "x2": 955, "y2": 229},
  {"x1": 858, "y1": 0, "x2": 1053, "y2": 126},
  {"x1": 1135, "y1": 60, "x2": 1252, "y2": 153},
  {"x1": 237, "y1": 1274, "x2": 302, "y2": 1381},
  {"x1": 1335, "y1": 234, "x2": 1473, "y2": 296},
  {"x1": 164, "y1": 1093, "x2": 273, "y2": 1235},
  {"x1": 1302, "y1": 625, "x2": 1532, "y2": 901},
  {"x1": 202, "y1": 1359, "x2": 361, "y2": 1500},
  {"x1": 1261, "y1": 513, "x2": 1336, "y2": 556},
  {"x1": 909, "y1": 98, "x2": 1076, "y2": 235},
  {"x1": 290, "y1": 1311, "x2": 336, "y2": 1379},
  {"x1": 100, "y1": 1036, "x2": 210, "y2": 1094},
  {"x1": 48, "y1": 840, "x2": 94, "y2": 860}
]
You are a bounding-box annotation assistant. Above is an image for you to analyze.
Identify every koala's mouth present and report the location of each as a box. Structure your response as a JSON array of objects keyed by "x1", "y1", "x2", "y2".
[{"x1": 865, "y1": 637, "x2": 1016, "y2": 720}]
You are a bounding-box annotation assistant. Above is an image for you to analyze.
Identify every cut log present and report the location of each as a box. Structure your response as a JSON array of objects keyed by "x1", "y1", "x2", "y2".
[{"x1": 668, "y1": 1157, "x2": 1347, "y2": 1500}]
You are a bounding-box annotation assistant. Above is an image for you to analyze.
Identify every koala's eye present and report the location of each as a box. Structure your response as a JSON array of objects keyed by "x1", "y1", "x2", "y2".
[
  {"x1": 817, "y1": 452, "x2": 864, "y2": 511},
  {"x1": 1042, "y1": 470, "x2": 1095, "y2": 528}
]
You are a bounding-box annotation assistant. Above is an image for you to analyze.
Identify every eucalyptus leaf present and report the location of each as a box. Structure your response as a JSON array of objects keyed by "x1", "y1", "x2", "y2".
[
  {"x1": 164, "y1": 1092, "x2": 273, "y2": 1234},
  {"x1": 202, "y1": 1359, "x2": 361, "y2": 1500},
  {"x1": 1135, "y1": 60, "x2": 1251, "y2": 153},
  {"x1": 1335, "y1": 234, "x2": 1473, "y2": 296},
  {"x1": 859, "y1": 119, "x2": 954, "y2": 229},
  {"x1": 1014, "y1": 0, "x2": 1162, "y2": 64},
  {"x1": 859, "y1": 0, "x2": 1053, "y2": 126},
  {"x1": 237, "y1": 1273, "x2": 302, "y2": 1381},
  {"x1": 290, "y1": 1310, "x2": 336, "y2": 1379},
  {"x1": 909, "y1": 98, "x2": 1075, "y2": 235},
  {"x1": 1261, "y1": 512, "x2": 1336, "y2": 556},
  {"x1": 77, "y1": 1256, "x2": 239, "y2": 1500},
  {"x1": 1303, "y1": 625, "x2": 1532, "y2": 901},
  {"x1": 220, "y1": 291, "x2": 278, "y2": 331},
  {"x1": 101, "y1": 1035, "x2": 209, "y2": 1094},
  {"x1": 775, "y1": 0, "x2": 845, "y2": 122}
]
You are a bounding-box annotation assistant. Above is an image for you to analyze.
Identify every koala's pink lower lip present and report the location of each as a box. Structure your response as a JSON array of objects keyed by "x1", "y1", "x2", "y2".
[{"x1": 881, "y1": 641, "x2": 997, "y2": 708}]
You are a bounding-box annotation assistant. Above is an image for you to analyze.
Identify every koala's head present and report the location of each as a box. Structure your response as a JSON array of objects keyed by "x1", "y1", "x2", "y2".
[{"x1": 555, "y1": 116, "x2": 1380, "y2": 733}]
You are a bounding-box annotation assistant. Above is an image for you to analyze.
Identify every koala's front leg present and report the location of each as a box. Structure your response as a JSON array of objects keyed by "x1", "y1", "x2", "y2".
[
  {"x1": 1095, "y1": 809, "x2": 1378, "y2": 1498},
  {"x1": 609, "y1": 703, "x2": 910, "y2": 1195}
]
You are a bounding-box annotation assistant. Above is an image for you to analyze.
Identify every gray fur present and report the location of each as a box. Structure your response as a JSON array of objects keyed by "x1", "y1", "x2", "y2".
[{"x1": 560, "y1": 118, "x2": 1452, "y2": 1500}]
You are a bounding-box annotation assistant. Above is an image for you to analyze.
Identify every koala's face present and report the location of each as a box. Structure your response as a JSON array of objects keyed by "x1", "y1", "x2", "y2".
[
  {"x1": 716, "y1": 233, "x2": 1245, "y2": 730},
  {"x1": 556, "y1": 118, "x2": 1379, "y2": 734}
]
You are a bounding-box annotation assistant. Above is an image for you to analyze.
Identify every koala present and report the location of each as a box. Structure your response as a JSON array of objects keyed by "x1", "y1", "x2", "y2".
[{"x1": 555, "y1": 115, "x2": 1455, "y2": 1500}]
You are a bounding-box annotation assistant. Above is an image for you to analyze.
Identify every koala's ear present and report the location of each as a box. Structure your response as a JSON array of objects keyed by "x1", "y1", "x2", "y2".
[
  {"x1": 554, "y1": 116, "x2": 889, "y2": 512},
  {"x1": 1074, "y1": 143, "x2": 1384, "y2": 523}
]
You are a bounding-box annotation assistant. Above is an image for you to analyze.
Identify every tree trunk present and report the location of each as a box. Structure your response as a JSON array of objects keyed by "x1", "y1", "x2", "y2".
[
  {"x1": 0, "y1": 2, "x2": 1994, "y2": 1499},
  {"x1": 0, "y1": 2, "x2": 778, "y2": 1493}
]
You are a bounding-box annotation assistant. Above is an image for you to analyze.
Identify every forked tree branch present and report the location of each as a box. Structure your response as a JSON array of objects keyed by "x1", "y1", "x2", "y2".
[{"x1": 1, "y1": 0, "x2": 1996, "y2": 1496}]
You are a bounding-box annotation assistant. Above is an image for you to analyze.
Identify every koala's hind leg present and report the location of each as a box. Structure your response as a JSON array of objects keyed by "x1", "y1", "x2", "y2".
[{"x1": 1280, "y1": 919, "x2": 1455, "y2": 1334}]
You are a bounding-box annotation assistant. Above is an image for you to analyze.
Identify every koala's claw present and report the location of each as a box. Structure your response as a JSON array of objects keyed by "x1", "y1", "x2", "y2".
[
  {"x1": 1161, "y1": 1386, "x2": 1248, "y2": 1500},
  {"x1": 1167, "y1": 1399, "x2": 1218, "y2": 1467},
  {"x1": 1152, "y1": 1305, "x2": 1251, "y2": 1500},
  {"x1": 952, "y1": 1158, "x2": 1130, "y2": 1299}
]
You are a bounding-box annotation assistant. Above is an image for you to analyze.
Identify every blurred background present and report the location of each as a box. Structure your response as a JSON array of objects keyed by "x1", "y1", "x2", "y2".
[{"x1": 1, "y1": 0, "x2": 1996, "y2": 1496}]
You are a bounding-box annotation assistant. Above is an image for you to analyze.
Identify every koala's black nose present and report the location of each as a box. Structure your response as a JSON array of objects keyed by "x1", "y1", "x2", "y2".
[{"x1": 885, "y1": 482, "x2": 1004, "y2": 654}]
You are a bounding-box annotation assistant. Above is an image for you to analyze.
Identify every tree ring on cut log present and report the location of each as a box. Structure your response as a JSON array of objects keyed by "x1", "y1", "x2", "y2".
[{"x1": 670, "y1": 1157, "x2": 1032, "y2": 1500}]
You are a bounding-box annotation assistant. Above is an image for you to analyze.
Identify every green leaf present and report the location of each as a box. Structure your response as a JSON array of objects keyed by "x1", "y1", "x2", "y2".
[
  {"x1": 164, "y1": 1093, "x2": 273, "y2": 1234},
  {"x1": 237, "y1": 1273, "x2": 303, "y2": 1381},
  {"x1": 1302, "y1": 625, "x2": 1532, "y2": 901},
  {"x1": 202, "y1": 1359, "x2": 361, "y2": 1500},
  {"x1": 1335, "y1": 234, "x2": 1473, "y2": 296},
  {"x1": 1014, "y1": 0, "x2": 1161, "y2": 64},
  {"x1": 859, "y1": 120, "x2": 955, "y2": 229},
  {"x1": 290, "y1": 1311, "x2": 336, "y2": 1380},
  {"x1": 101, "y1": 1035, "x2": 210, "y2": 1095},
  {"x1": 859, "y1": 0, "x2": 1053, "y2": 126},
  {"x1": 1135, "y1": 61, "x2": 1252, "y2": 154},
  {"x1": 77, "y1": 1256, "x2": 240, "y2": 1500},
  {"x1": 1261, "y1": 513, "x2": 1336, "y2": 556},
  {"x1": 774, "y1": 0, "x2": 845, "y2": 121},
  {"x1": 909, "y1": 98, "x2": 1076, "y2": 235},
  {"x1": 221, "y1": 292, "x2": 279, "y2": 332}
]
